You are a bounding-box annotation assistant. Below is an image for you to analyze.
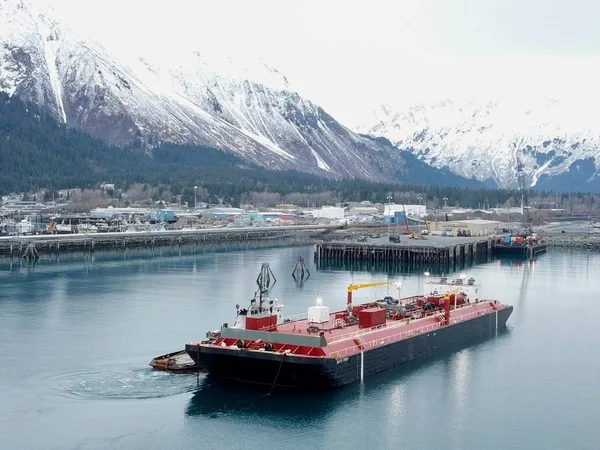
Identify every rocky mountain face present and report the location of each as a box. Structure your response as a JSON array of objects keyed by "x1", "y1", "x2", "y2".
[
  {"x1": 358, "y1": 98, "x2": 600, "y2": 192},
  {"x1": 0, "y1": 0, "x2": 483, "y2": 188}
]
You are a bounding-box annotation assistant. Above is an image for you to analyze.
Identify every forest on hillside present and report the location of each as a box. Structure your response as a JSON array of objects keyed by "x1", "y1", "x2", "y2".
[{"x1": 2, "y1": 92, "x2": 600, "y2": 213}]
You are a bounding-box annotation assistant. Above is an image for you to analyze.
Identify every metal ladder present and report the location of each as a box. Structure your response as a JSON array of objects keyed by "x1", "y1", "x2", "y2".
[{"x1": 354, "y1": 335, "x2": 366, "y2": 350}]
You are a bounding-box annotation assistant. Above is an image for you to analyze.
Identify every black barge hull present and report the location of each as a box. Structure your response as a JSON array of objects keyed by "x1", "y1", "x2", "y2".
[
  {"x1": 186, "y1": 306, "x2": 513, "y2": 389},
  {"x1": 494, "y1": 242, "x2": 547, "y2": 257}
]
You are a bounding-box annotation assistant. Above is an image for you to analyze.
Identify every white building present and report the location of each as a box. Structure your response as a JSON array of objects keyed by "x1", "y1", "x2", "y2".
[
  {"x1": 312, "y1": 206, "x2": 345, "y2": 220},
  {"x1": 349, "y1": 206, "x2": 379, "y2": 215},
  {"x1": 430, "y1": 219, "x2": 503, "y2": 236},
  {"x1": 384, "y1": 204, "x2": 426, "y2": 217},
  {"x1": 89, "y1": 206, "x2": 151, "y2": 219}
]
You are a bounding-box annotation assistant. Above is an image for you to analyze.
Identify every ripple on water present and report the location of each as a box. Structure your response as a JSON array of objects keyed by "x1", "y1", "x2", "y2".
[{"x1": 53, "y1": 368, "x2": 202, "y2": 400}]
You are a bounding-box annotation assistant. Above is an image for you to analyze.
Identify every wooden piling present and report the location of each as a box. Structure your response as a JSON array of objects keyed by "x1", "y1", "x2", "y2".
[{"x1": 314, "y1": 238, "x2": 493, "y2": 272}]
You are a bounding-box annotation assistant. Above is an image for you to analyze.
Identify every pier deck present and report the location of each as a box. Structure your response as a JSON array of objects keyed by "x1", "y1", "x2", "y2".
[
  {"x1": 315, "y1": 236, "x2": 493, "y2": 272},
  {"x1": 0, "y1": 224, "x2": 341, "y2": 258}
]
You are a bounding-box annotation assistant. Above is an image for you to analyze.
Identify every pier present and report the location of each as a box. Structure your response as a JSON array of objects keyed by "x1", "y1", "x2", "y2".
[
  {"x1": 314, "y1": 236, "x2": 493, "y2": 273},
  {"x1": 0, "y1": 224, "x2": 341, "y2": 259}
]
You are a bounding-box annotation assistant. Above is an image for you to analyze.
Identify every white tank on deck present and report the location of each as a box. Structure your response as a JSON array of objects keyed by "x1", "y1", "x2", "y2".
[{"x1": 308, "y1": 296, "x2": 330, "y2": 323}]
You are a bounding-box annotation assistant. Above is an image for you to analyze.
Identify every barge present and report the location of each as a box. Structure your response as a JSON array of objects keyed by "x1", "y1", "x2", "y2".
[
  {"x1": 186, "y1": 274, "x2": 512, "y2": 389},
  {"x1": 494, "y1": 233, "x2": 547, "y2": 257}
]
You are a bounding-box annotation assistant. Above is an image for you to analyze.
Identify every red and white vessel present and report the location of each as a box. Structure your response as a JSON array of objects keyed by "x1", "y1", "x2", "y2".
[{"x1": 186, "y1": 271, "x2": 513, "y2": 389}]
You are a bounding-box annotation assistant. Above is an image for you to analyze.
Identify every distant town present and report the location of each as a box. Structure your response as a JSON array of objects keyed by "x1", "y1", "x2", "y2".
[{"x1": 1, "y1": 187, "x2": 588, "y2": 238}]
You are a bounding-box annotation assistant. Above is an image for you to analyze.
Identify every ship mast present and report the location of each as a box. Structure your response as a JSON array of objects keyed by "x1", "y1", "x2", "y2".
[
  {"x1": 256, "y1": 262, "x2": 277, "y2": 312},
  {"x1": 516, "y1": 156, "x2": 532, "y2": 236}
]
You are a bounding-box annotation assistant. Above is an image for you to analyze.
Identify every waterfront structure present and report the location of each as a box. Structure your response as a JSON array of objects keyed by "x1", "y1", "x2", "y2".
[{"x1": 429, "y1": 219, "x2": 503, "y2": 236}]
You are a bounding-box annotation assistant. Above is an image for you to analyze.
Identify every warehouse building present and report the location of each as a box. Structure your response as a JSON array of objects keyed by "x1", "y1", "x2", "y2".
[
  {"x1": 201, "y1": 207, "x2": 246, "y2": 221},
  {"x1": 429, "y1": 219, "x2": 503, "y2": 236},
  {"x1": 384, "y1": 204, "x2": 426, "y2": 217},
  {"x1": 312, "y1": 206, "x2": 345, "y2": 220}
]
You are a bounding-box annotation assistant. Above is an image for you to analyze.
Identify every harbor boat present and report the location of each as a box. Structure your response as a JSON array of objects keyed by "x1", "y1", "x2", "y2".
[
  {"x1": 149, "y1": 349, "x2": 201, "y2": 373},
  {"x1": 185, "y1": 273, "x2": 513, "y2": 389}
]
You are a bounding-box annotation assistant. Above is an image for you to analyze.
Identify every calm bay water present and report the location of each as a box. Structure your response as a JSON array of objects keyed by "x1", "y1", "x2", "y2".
[{"x1": 0, "y1": 245, "x2": 598, "y2": 450}]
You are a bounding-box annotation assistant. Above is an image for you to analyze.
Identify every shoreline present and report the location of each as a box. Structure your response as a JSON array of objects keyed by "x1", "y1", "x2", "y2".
[{"x1": 540, "y1": 234, "x2": 600, "y2": 250}]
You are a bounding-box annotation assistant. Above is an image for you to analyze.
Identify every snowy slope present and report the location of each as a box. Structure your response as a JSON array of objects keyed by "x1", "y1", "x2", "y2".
[
  {"x1": 359, "y1": 98, "x2": 600, "y2": 189},
  {"x1": 1, "y1": 0, "x2": 447, "y2": 183}
]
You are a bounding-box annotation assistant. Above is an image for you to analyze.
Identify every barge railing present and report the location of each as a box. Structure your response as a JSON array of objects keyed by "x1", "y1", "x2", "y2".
[
  {"x1": 281, "y1": 312, "x2": 309, "y2": 323},
  {"x1": 329, "y1": 302, "x2": 499, "y2": 358}
]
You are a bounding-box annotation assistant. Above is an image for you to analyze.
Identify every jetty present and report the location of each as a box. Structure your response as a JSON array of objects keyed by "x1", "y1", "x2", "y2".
[
  {"x1": 0, "y1": 224, "x2": 341, "y2": 259},
  {"x1": 314, "y1": 236, "x2": 493, "y2": 272}
]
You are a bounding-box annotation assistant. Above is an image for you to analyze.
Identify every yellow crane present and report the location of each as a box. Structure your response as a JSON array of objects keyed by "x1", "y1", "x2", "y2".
[{"x1": 347, "y1": 281, "x2": 392, "y2": 306}]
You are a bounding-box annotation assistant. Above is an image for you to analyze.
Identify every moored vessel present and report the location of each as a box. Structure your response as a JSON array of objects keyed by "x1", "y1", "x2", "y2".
[
  {"x1": 186, "y1": 270, "x2": 513, "y2": 389},
  {"x1": 494, "y1": 233, "x2": 547, "y2": 257}
]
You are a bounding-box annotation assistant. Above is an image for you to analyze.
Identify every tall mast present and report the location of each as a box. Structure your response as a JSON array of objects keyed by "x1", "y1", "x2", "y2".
[
  {"x1": 516, "y1": 156, "x2": 532, "y2": 235},
  {"x1": 256, "y1": 262, "x2": 277, "y2": 312}
]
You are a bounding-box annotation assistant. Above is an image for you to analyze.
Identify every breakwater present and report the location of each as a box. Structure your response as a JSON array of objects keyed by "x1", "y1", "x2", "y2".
[
  {"x1": 0, "y1": 224, "x2": 341, "y2": 259},
  {"x1": 542, "y1": 234, "x2": 600, "y2": 250}
]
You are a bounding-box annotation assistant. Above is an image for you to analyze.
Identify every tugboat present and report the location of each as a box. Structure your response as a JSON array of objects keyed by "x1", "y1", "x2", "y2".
[
  {"x1": 185, "y1": 267, "x2": 513, "y2": 389},
  {"x1": 149, "y1": 349, "x2": 200, "y2": 373}
]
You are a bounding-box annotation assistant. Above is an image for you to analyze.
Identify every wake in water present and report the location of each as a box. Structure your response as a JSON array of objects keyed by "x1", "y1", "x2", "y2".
[{"x1": 54, "y1": 368, "x2": 202, "y2": 400}]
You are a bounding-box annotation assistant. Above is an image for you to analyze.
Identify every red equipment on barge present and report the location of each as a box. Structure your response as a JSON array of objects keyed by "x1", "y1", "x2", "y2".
[{"x1": 185, "y1": 271, "x2": 512, "y2": 389}]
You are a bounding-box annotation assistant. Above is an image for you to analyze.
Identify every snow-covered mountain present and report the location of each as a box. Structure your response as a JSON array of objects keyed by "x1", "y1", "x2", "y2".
[
  {"x1": 358, "y1": 98, "x2": 600, "y2": 191},
  {"x1": 0, "y1": 0, "x2": 481, "y2": 186}
]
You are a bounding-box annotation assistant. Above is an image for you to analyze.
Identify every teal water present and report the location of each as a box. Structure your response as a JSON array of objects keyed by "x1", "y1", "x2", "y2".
[{"x1": 0, "y1": 246, "x2": 598, "y2": 450}]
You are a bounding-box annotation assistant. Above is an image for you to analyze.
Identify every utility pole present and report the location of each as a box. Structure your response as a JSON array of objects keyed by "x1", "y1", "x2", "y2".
[
  {"x1": 443, "y1": 197, "x2": 448, "y2": 209},
  {"x1": 386, "y1": 195, "x2": 393, "y2": 238},
  {"x1": 418, "y1": 197, "x2": 423, "y2": 235}
]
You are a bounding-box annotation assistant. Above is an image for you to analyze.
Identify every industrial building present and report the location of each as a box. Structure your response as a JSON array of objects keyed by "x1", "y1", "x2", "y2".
[
  {"x1": 429, "y1": 219, "x2": 503, "y2": 236},
  {"x1": 348, "y1": 206, "x2": 380, "y2": 215},
  {"x1": 249, "y1": 212, "x2": 286, "y2": 222},
  {"x1": 312, "y1": 206, "x2": 345, "y2": 220},
  {"x1": 89, "y1": 207, "x2": 151, "y2": 220},
  {"x1": 201, "y1": 207, "x2": 246, "y2": 221},
  {"x1": 384, "y1": 204, "x2": 426, "y2": 217}
]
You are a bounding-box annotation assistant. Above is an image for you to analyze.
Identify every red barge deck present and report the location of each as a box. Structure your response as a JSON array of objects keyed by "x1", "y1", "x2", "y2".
[{"x1": 186, "y1": 274, "x2": 513, "y2": 388}]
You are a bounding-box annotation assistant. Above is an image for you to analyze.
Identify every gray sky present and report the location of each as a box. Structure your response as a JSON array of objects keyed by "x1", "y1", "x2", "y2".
[{"x1": 55, "y1": 0, "x2": 600, "y2": 125}]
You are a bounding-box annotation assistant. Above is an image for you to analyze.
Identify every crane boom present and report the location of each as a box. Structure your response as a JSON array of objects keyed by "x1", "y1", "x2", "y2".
[
  {"x1": 347, "y1": 281, "x2": 391, "y2": 306},
  {"x1": 347, "y1": 281, "x2": 392, "y2": 292}
]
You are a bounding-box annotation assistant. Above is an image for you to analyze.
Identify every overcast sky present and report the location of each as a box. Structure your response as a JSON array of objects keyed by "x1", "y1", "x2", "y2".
[{"x1": 54, "y1": 0, "x2": 600, "y2": 126}]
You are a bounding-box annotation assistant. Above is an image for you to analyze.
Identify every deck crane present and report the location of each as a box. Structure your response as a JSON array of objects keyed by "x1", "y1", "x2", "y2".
[
  {"x1": 347, "y1": 281, "x2": 392, "y2": 308},
  {"x1": 516, "y1": 156, "x2": 532, "y2": 235}
]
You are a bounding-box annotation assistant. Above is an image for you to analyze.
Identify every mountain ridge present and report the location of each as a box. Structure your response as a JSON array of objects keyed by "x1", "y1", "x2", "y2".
[
  {"x1": 358, "y1": 97, "x2": 600, "y2": 192},
  {"x1": 0, "y1": 0, "x2": 480, "y2": 190}
]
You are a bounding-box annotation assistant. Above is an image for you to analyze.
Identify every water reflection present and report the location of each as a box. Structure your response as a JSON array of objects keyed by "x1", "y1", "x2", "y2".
[
  {"x1": 185, "y1": 377, "x2": 355, "y2": 423},
  {"x1": 0, "y1": 239, "x2": 307, "y2": 272},
  {"x1": 315, "y1": 259, "x2": 473, "y2": 276},
  {"x1": 186, "y1": 329, "x2": 512, "y2": 424}
]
